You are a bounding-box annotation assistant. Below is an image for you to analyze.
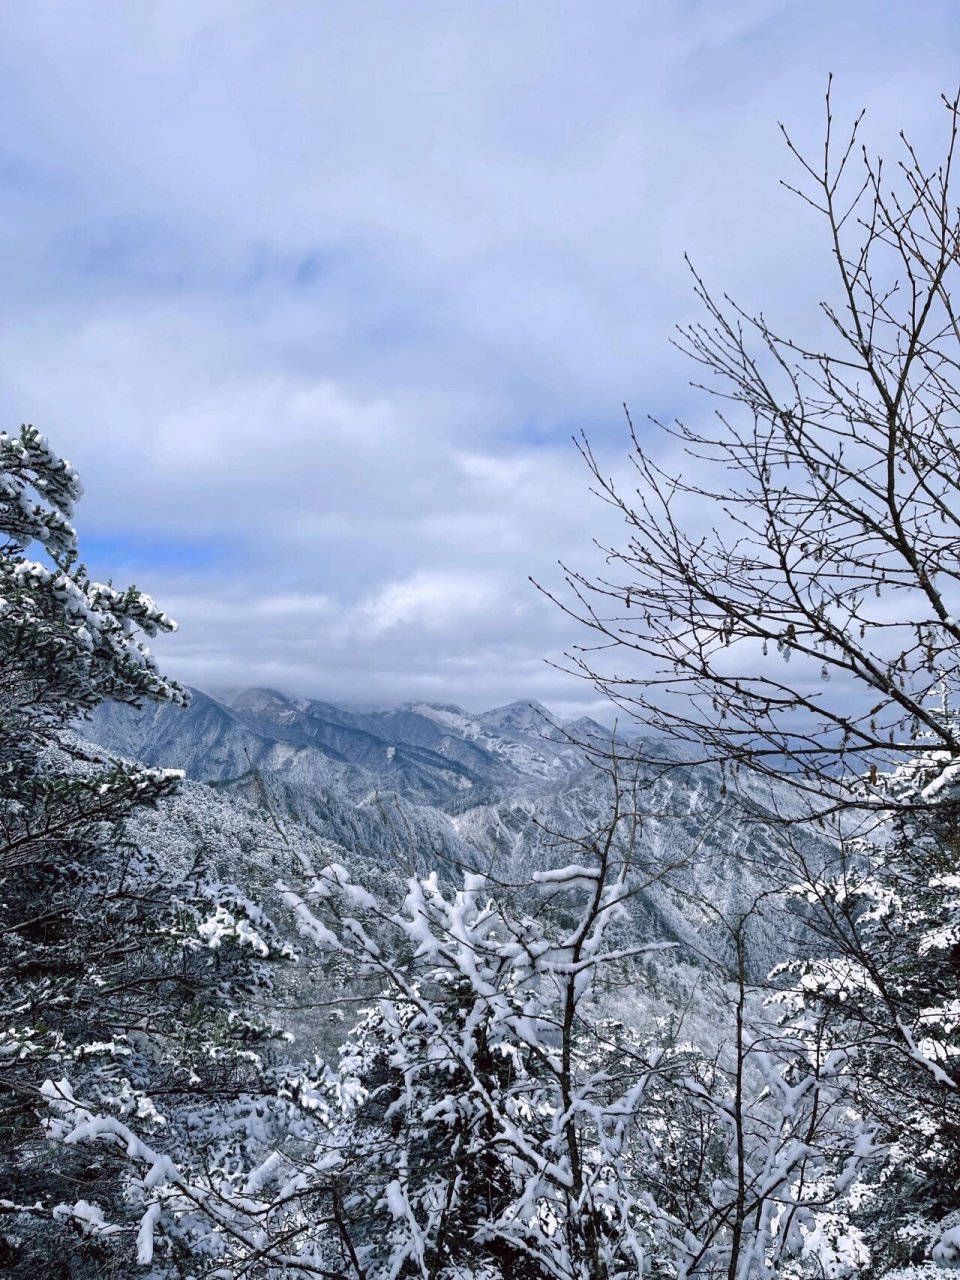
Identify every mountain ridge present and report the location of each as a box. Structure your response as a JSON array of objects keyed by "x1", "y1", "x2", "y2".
[{"x1": 85, "y1": 686, "x2": 832, "y2": 973}]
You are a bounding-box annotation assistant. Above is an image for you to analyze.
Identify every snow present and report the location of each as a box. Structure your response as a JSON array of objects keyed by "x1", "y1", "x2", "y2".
[
  {"x1": 933, "y1": 1223, "x2": 960, "y2": 1266},
  {"x1": 197, "y1": 904, "x2": 271, "y2": 955},
  {"x1": 408, "y1": 702, "x2": 480, "y2": 736},
  {"x1": 385, "y1": 1179, "x2": 406, "y2": 1219},
  {"x1": 136, "y1": 1203, "x2": 161, "y2": 1263},
  {"x1": 532, "y1": 863, "x2": 601, "y2": 887},
  {"x1": 279, "y1": 887, "x2": 343, "y2": 951},
  {"x1": 52, "y1": 1199, "x2": 123, "y2": 1237}
]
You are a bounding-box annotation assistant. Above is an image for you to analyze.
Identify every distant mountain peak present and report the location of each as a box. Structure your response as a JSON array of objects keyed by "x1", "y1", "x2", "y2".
[
  {"x1": 479, "y1": 700, "x2": 553, "y2": 733},
  {"x1": 551, "y1": 715, "x2": 617, "y2": 744},
  {"x1": 491, "y1": 699, "x2": 551, "y2": 715},
  {"x1": 230, "y1": 687, "x2": 291, "y2": 710}
]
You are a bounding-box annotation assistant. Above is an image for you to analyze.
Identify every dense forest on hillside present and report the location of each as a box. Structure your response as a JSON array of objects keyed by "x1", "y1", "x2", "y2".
[{"x1": 4, "y1": 91, "x2": 960, "y2": 1280}]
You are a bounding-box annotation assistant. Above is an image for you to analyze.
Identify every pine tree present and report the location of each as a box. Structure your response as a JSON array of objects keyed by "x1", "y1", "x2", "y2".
[
  {"x1": 0, "y1": 426, "x2": 316, "y2": 1276},
  {"x1": 329, "y1": 979, "x2": 544, "y2": 1280}
]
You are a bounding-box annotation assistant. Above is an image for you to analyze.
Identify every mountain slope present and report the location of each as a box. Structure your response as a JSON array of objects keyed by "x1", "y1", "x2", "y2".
[{"x1": 86, "y1": 687, "x2": 832, "y2": 972}]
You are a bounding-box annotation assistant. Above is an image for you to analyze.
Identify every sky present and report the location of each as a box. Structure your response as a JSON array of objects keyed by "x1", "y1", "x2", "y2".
[{"x1": 2, "y1": 1, "x2": 960, "y2": 718}]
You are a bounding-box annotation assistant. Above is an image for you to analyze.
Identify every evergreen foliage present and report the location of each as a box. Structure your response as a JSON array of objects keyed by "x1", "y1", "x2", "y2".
[{"x1": 0, "y1": 426, "x2": 314, "y2": 1276}]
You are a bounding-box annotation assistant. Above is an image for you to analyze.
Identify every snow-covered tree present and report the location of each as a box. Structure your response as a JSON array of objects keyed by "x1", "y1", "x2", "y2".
[
  {"x1": 327, "y1": 979, "x2": 546, "y2": 1279},
  {"x1": 540, "y1": 82, "x2": 960, "y2": 1276},
  {"x1": 777, "y1": 730, "x2": 960, "y2": 1276},
  {"x1": 0, "y1": 425, "x2": 188, "y2": 1271},
  {"x1": 0, "y1": 426, "x2": 321, "y2": 1276},
  {"x1": 275, "y1": 778, "x2": 864, "y2": 1280}
]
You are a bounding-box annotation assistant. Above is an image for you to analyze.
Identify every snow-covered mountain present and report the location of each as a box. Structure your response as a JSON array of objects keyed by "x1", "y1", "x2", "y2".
[
  {"x1": 86, "y1": 687, "x2": 830, "y2": 972},
  {"x1": 92, "y1": 687, "x2": 583, "y2": 796}
]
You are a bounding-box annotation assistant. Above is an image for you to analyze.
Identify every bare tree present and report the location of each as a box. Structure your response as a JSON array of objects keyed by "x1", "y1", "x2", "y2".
[
  {"x1": 536, "y1": 83, "x2": 960, "y2": 1273},
  {"x1": 545, "y1": 81, "x2": 960, "y2": 818}
]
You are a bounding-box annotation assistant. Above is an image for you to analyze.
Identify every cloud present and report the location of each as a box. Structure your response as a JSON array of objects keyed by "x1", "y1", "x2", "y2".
[
  {"x1": 351, "y1": 572, "x2": 507, "y2": 638},
  {"x1": 1, "y1": 1, "x2": 958, "y2": 714}
]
